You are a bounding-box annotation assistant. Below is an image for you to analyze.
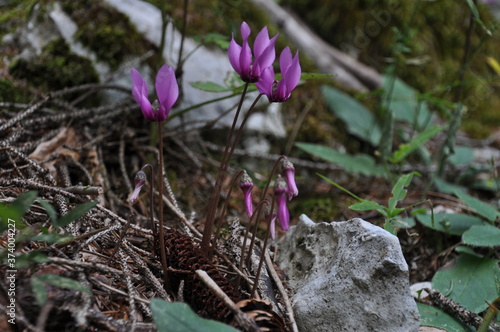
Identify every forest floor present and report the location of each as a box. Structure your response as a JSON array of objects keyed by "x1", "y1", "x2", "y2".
[{"x1": 0, "y1": 84, "x2": 498, "y2": 331}]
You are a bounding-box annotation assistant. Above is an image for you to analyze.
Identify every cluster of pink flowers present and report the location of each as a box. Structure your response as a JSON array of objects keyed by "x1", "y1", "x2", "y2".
[
  {"x1": 230, "y1": 22, "x2": 301, "y2": 236},
  {"x1": 130, "y1": 21, "x2": 300, "y2": 238},
  {"x1": 228, "y1": 21, "x2": 302, "y2": 103}
]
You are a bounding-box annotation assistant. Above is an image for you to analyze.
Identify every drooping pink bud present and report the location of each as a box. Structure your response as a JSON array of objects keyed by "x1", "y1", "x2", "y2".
[
  {"x1": 274, "y1": 176, "x2": 290, "y2": 231},
  {"x1": 281, "y1": 158, "x2": 298, "y2": 200},
  {"x1": 239, "y1": 171, "x2": 254, "y2": 217},
  {"x1": 265, "y1": 209, "x2": 277, "y2": 240},
  {"x1": 129, "y1": 170, "x2": 147, "y2": 204}
]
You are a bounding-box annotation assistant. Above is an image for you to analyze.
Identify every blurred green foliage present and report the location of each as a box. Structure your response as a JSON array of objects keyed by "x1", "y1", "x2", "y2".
[{"x1": 281, "y1": 0, "x2": 500, "y2": 137}]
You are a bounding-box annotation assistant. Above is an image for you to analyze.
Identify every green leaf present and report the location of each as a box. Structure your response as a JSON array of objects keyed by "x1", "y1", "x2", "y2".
[
  {"x1": 30, "y1": 233, "x2": 73, "y2": 244},
  {"x1": 448, "y1": 146, "x2": 475, "y2": 165},
  {"x1": 434, "y1": 178, "x2": 466, "y2": 195},
  {"x1": 453, "y1": 190, "x2": 500, "y2": 223},
  {"x1": 55, "y1": 201, "x2": 97, "y2": 227},
  {"x1": 388, "y1": 126, "x2": 443, "y2": 163},
  {"x1": 150, "y1": 299, "x2": 239, "y2": 332},
  {"x1": 192, "y1": 33, "x2": 229, "y2": 49},
  {"x1": 382, "y1": 76, "x2": 434, "y2": 129},
  {"x1": 454, "y1": 246, "x2": 483, "y2": 258},
  {"x1": 301, "y1": 72, "x2": 334, "y2": 80},
  {"x1": 14, "y1": 252, "x2": 49, "y2": 269},
  {"x1": 189, "y1": 81, "x2": 232, "y2": 92},
  {"x1": 416, "y1": 213, "x2": 486, "y2": 235},
  {"x1": 35, "y1": 274, "x2": 90, "y2": 293},
  {"x1": 465, "y1": 0, "x2": 492, "y2": 35},
  {"x1": 31, "y1": 274, "x2": 90, "y2": 306},
  {"x1": 0, "y1": 191, "x2": 37, "y2": 231},
  {"x1": 432, "y1": 253, "x2": 500, "y2": 313},
  {"x1": 388, "y1": 172, "x2": 417, "y2": 212},
  {"x1": 350, "y1": 200, "x2": 386, "y2": 213},
  {"x1": 462, "y1": 224, "x2": 500, "y2": 247},
  {"x1": 316, "y1": 173, "x2": 364, "y2": 201},
  {"x1": 30, "y1": 276, "x2": 48, "y2": 306},
  {"x1": 37, "y1": 199, "x2": 58, "y2": 225},
  {"x1": 417, "y1": 303, "x2": 470, "y2": 332},
  {"x1": 296, "y1": 143, "x2": 385, "y2": 176},
  {"x1": 322, "y1": 85, "x2": 382, "y2": 146}
]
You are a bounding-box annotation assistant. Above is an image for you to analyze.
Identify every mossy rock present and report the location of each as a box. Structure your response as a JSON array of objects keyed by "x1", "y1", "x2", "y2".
[
  {"x1": 9, "y1": 38, "x2": 99, "y2": 92},
  {"x1": 60, "y1": 0, "x2": 155, "y2": 71}
]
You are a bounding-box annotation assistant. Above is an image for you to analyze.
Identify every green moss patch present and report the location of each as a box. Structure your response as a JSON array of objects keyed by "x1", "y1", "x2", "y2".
[
  {"x1": 9, "y1": 38, "x2": 99, "y2": 92},
  {"x1": 60, "y1": 0, "x2": 156, "y2": 70}
]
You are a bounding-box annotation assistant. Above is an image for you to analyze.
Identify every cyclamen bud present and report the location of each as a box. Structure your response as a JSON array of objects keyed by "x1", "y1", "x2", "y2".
[
  {"x1": 281, "y1": 158, "x2": 298, "y2": 200},
  {"x1": 265, "y1": 208, "x2": 277, "y2": 240},
  {"x1": 129, "y1": 170, "x2": 147, "y2": 204},
  {"x1": 274, "y1": 176, "x2": 290, "y2": 231},
  {"x1": 239, "y1": 171, "x2": 254, "y2": 217}
]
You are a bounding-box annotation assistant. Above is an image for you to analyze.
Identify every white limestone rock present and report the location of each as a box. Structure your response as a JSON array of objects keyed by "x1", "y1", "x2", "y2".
[{"x1": 276, "y1": 214, "x2": 420, "y2": 332}]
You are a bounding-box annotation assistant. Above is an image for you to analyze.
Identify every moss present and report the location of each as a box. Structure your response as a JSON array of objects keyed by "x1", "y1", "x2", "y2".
[
  {"x1": 60, "y1": 0, "x2": 156, "y2": 71},
  {"x1": 9, "y1": 38, "x2": 99, "y2": 92},
  {"x1": 281, "y1": 0, "x2": 500, "y2": 137},
  {"x1": 0, "y1": 79, "x2": 30, "y2": 103},
  {"x1": 290, "y1": 195, "x2": 340, "y2": 222},
  {"x1": 0, "y1": 0, "x2": 38, "y2": 41}
]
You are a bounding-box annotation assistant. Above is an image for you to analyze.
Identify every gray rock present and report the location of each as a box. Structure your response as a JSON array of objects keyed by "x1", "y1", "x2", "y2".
[{"x1": 276, "y1": 214, "x2": 420, "y2": 332}]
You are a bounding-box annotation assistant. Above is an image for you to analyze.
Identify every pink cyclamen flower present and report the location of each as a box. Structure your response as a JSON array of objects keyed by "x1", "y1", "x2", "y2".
[
  {"x1": 239, "y1": 171, "x2": 254, "y2": 217},
  {"x1": 281, "y1": 158, "x2": 298, "y2": 200},
  {"x1": 228, "y1": 21, "x2": 278, "y2": 83},
  {"x1": 274, "y1": 176, "x2": 290, "y2": 231},
  {"x1": 256, "y1": 47, "x2": 301, "y2": 103},
  {"x1": 131, "y1": 64, "x2": 179, "y2": 122},
  {"x1": 129, "y1": 170, "x2": 147, "y2": 204}
]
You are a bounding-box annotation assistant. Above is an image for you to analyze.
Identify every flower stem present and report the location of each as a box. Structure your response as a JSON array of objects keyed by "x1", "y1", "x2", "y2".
[
  {"x1": 259, "y1": 155, "x2": 286, "y2": 201},
  {"x1": 251, "y1": 212, "x2": 273, "y2": 298},
  {"x1": 210, "y1": 169, "x2": 245, "y2": 258},
  {"x1": 140, "y1": 163, "x2": 156, "y2": 257},
  {"x1": 157, "y1": 121, "x2": 170, "y2": 293},
  {"x1": 201, "y1": 83, "x2": 249, "y2": 255},
  {"x1": 236, "y1": 199, "x2": 269, "y2": 289}
]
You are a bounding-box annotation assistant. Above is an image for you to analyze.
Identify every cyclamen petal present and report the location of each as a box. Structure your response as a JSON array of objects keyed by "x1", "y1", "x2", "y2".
[
  {"x1": 228, "y1": 36, "x2": 242, "y2": 73},
  {"x1": 155, "y1": 65, "x2": 179, "y2": 115},
  {"x1": 279, "y1": 47, "x2": 293, "y2": 73},
  {"x1": 253, "y1": 26, "x2": 272, "y2": 58},
  {"x1": 240, "y1": 21, "x2": 251, "y2": 41},
  {"x1": 131, "y1": 68, "x2": 154, "y2": 121},
  {"x1": 255, "y1": 66, "x2": 275, "y2": 97},
  {"x1": 253, "y1": 39, "x2": 278, "y2": 76},
  {"x1": 239, "y1": 41, "x2": 253, "y2": 79},
  {"x1": 283, "y1": 52, "x2": 301, "y2": 93}
]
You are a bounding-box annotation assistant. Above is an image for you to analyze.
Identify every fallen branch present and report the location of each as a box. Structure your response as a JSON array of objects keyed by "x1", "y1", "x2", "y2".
[{"x1": 425, "y1": 288, "x2": 499, "y2": 332}]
